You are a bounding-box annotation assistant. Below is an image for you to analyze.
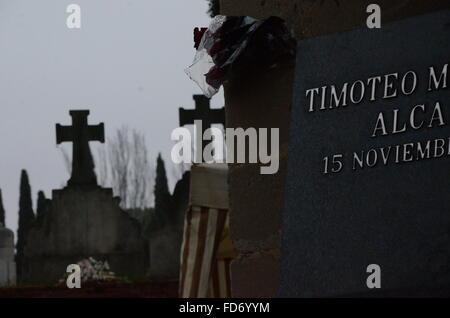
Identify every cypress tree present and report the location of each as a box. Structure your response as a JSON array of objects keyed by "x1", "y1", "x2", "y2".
[
  {"x1": 0, "y1": 189, "x2": 5, "y2": 226},
  {"x1": 153, "y1": 154, "x2": 172, "y2": 228},
  {"x1": 16, "y1": 170, "x2": 35, "y2": 281},
  {"x1": 36, "y1": 190, "x2": 46, "y2": 220}
]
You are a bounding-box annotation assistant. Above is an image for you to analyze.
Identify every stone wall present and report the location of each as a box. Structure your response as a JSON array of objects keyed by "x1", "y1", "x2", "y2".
[
  {"x1": 224, "y1": 64, "x2": 293, "y2": 297},
  {"x1": 23, "y1": 186, "x2": 148, "y2": 285},
  {"x1": 220, "y1": 0, "x2": 450, "y2": 297},
  {"x1": 149, "y1": 229, "x2": 183, "y2": 281}
]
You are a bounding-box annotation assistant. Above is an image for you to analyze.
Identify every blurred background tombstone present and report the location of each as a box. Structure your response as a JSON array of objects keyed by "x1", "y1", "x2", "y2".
[
  {"x1": 147, "y1": 171, "x2": 190, "y2": 281},
  {"x1": 0, "y1": 223, "x2": 16, "y2": 287},
  {"x1": 21, "y1": 111, "x2": 148, "y2": 284}
]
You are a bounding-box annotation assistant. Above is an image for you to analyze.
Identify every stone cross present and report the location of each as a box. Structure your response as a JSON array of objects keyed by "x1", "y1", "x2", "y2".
[
  {"x1": 179, "y1": 95, "x2": 225, "y2": 160},
  {"x1": 56, "y1": 110, "x2": 104, "y2": 186}
]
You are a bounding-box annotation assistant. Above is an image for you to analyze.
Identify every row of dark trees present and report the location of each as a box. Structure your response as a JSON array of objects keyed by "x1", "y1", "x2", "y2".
[
  {"x1": 0, "y1": 190, "x2": 5, "y2": 226},
  {"x1": 16, "y1": 171, "x2": 35, "y2": 280},
  {"x1": 0, "y1": 171, "x2": 47, "y2": 279},
  {"x1": 151, "y1": 154, "x2": 175, "y2": 231}
]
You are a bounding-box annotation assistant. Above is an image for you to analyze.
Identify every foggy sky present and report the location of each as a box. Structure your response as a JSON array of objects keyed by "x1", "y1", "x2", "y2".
[{"x1": 0, "y1": 0, "x2": 224, "y2": 236}]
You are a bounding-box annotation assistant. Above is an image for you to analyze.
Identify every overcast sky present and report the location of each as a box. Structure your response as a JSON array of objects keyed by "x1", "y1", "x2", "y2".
[{"x1": 0, "y1": 0, "x2": 224, "y2": 235}]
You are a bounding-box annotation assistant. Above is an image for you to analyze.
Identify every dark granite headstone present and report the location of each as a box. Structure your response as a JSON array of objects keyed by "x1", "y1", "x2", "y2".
[{"x1": 281, "y1": 10, "x2": 450, "y2": 297}]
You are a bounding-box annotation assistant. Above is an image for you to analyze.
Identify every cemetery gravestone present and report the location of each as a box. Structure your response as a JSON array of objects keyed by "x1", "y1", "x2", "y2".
[
  {"x1": 281, "y1": 10, "x2": 450, "y2": 297},
  {"x1": 56, "y1": 110, "x2": 104, "y2": 185},
  {"x1": 148, "y1": 170, "x2": 190, "y2": 280},
  {"x1": 22, "y1": 111, "x2": 148, "y2": 284},
  {"x1": 151, "y1": 95, "x2": 227, "y2": 280},
  {"x1": 0, "y1": 223, "x2": 16, "y2": 287},
  {"x1": 179, "y1": 95, "x2": 225, "y2": 160}
]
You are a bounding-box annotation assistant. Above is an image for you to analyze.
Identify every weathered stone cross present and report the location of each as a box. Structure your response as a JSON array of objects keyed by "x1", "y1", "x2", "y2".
[
  {"x1": 179, "y1": 95, "x2": 225, "y2": 160},
  {"x1": 56, "y1": 110, "x2": 105, "y2": 186}
]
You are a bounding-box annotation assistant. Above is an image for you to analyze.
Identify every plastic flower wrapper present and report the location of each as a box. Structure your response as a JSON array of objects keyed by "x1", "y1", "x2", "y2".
[
  {"x1": 185, "y1": 15, "x2": 226, "y2": 98},
  {"x1": 185, "y1": 15, "x2": 296, "y2": 98}
]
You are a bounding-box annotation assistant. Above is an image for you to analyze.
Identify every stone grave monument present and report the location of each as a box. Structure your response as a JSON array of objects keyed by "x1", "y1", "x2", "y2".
[
  {"x1": 281, "y1": 10, "x2": 450, "y2": 297},
  {"x1": 22, "y1": 110, "x2": 148, "y2": 284}
]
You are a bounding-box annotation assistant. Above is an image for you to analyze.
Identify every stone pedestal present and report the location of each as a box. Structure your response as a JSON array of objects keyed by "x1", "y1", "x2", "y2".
[
  {"x1": 22, "y1": 186, "x2": 148, "y2": 284},
  {"x1": 0, "y1": 225, "x2": 16, "y2": 287}
]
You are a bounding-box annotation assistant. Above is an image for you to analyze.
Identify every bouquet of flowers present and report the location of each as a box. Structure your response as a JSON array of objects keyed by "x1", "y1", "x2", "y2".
[
  {"x1": 186, "y1": 15, "x2": 296, "y2": 98},
  {"x1": 77, "y1": 257, "x2": 116, "y2": 282}
]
